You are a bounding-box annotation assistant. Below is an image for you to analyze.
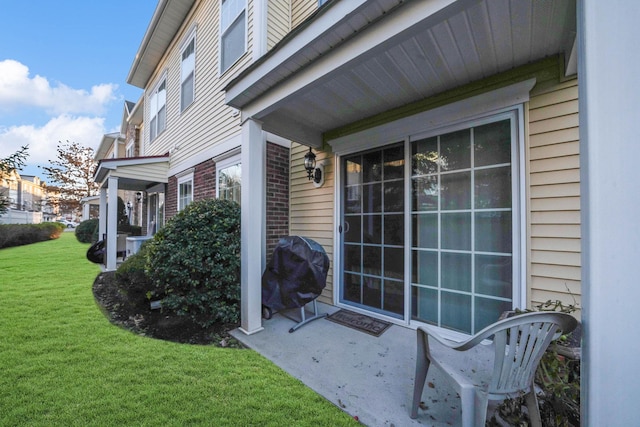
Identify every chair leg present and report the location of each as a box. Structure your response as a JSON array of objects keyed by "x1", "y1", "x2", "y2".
[
  {"x1": 525, "y1": 387, "x2": 542, "y2": 427},
  {"x1": 410, "y1": 329, "x2": 430, "y2": 419}
]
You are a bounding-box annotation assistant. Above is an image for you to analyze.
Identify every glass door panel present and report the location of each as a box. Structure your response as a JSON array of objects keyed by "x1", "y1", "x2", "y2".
[
  {"x1": 411, "y1": 118, "x2": 514, "y2": 334},
  {"x1": 341, "y1": 143, "x2": 405, "y2": 318}
]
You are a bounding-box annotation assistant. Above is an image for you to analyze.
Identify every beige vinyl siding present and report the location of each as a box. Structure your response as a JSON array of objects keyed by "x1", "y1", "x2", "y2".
[
  {"x1": 291, "y1": 0, "x2": 317, "y2": 29},
  {"x1": 290, "y1": 143, "x2": 335, "y2": 303},
  {"x1": 142, "y1": 0, "x2": 255, "y2": 173},
  {"x1": 112, "y1": 163, "x2": 169, "y2": 183},
  {"x1": 527, "y1": 78, "x2": 581, "y2": 314},
  {"x1": 268, "y1": 0, "x2": 290, "y2": 50}
]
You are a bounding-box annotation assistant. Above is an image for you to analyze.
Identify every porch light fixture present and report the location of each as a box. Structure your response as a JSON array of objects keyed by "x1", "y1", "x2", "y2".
[
  {"x1": 303, "y1": 147, "x2": 323, "y2": 186},
  {"x1": 303, "y1": 147, "x2": 316, "y2": 180},
  {"x1": 135, "y1": 192, "x2": 143, "y2": 203}
]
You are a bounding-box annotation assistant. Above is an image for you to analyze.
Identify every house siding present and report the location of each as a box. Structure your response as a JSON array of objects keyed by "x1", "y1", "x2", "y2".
[
  {"x1": 527, "y1": 78, "x2": 581, "y2": 313},
  {"x1": 290, "y1": 143, "x2": 334, "y2": 304},
  {"x1": 268, "y1": 0, "x2": 290, "y2": 50},
  {"x1": 141, "y1": 0, "x2": 254, "y2": 174},
  {"x1": 291, "y1": 0, "x2": 317, "y2": 28}
]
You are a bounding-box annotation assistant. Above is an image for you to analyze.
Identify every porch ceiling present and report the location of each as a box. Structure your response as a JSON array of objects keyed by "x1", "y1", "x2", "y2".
[{"x1": 225, "y1": 0, "x2": 576, "y2": 147}]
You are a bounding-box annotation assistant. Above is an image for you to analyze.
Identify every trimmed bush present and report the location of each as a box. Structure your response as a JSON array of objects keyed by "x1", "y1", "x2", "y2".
[
  {"x1": 115, "y1": 241, "x2": 153, "y2": 310},
  {"x1": 0, "y1": 222, "x2": 65, "y2": 249},
  {"x1": 75, "y1": 219, "x2": 99, "y2": 243},
  {"x1": 146, "y1": 199, "x2": 241, "y2": 328}
]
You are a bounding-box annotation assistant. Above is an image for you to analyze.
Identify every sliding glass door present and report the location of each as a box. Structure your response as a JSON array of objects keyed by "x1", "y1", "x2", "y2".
[{"x1": 339, "y1": 113, "x2": 518, "y2": 334}]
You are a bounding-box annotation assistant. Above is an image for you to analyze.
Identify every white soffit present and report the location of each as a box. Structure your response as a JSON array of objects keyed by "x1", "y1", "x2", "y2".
[{"x1": 225, "y1": 0, "x2": 575, "y2": 147}]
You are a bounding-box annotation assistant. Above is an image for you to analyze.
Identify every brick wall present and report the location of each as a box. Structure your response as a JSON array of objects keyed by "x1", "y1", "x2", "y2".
[
  {"x1": 266, "y1": 142, "x2": 290, "y2": 260},
  {"x1": 163, "y1": 143, "x2": 290, "y2": 261},
  {"x1": 165, "y1": 175, "x2": 177, "y2": 220},
  {"x1": 194, "y1": 159, "x2": 216, "y2": 201}
]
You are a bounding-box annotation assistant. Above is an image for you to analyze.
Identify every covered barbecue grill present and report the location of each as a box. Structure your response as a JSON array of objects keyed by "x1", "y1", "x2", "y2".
[{"x1": 261, "y1": 236, "x2": 330, "y2": 332}]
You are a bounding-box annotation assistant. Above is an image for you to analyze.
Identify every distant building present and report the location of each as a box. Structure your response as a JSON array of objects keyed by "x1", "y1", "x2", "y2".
[{"x1": 0, "y1": 171, "x2": 58, "y2": 224}]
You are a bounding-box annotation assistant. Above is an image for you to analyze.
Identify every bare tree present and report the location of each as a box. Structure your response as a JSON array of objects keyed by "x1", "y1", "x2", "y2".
[
  {"x1": 0, "y1": 146, "x2": 29, "y2": 214},
  {"x1": 40, "y1": 141, "x2": 99, "y2": 215}
]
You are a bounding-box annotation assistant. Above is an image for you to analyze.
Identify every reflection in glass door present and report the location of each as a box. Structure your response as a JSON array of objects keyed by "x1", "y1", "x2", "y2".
[
  {"x1": 341, "y1": 144, "x2": 405, "y2": 318},
  {"x1": 411, "y1": 118, "x2": 514, "y2": 334}
]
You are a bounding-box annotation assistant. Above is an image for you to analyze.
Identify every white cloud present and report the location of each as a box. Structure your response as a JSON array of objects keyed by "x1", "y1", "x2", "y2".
[
  {"x1": 0, "y1": 115, "x2": 105, "y2": 168},
  {"x1": 0, "y1": 59, "x2": 118, "y2": 115}
]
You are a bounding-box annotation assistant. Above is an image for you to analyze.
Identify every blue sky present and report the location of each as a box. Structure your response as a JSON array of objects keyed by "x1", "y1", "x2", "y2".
[{"x1": 0, "y1": 1, "x2": 158, "y2": 177}]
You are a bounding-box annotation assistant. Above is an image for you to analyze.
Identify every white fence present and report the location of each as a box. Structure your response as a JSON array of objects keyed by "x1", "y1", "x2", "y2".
[{"x1": 0, "y1": 209, "x2": 43, "y2": 224}]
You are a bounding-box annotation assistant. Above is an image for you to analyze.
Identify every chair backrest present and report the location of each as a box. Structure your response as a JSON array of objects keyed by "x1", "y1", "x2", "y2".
[{"x1": 479, "y1": 312, "x2": 577, "y2": 397}]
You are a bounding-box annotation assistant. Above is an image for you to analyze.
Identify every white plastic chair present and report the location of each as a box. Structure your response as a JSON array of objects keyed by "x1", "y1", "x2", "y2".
[{"x1": 410, "y1": 311, "x2": 578, "y2": 426}]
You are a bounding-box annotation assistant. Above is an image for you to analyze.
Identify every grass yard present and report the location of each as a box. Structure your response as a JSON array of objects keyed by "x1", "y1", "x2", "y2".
[{"x1": 0, "y1": 233, "x2": 356, "y2": 426}]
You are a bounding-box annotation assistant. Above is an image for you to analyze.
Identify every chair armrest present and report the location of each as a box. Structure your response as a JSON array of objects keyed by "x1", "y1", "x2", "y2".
[{"x1": 417, "y1": 325, "x2": 493, "y2": 352}]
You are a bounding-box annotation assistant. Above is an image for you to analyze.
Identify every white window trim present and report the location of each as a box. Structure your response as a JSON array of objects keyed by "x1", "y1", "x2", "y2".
[
  {"x1": 148, "y1": 73, "x2": 167, "y2": 142},
  {"x1": 219, "y1": 0, "x2": 248, "y2": 74},
  {"x1": 216, "y1": 152, "x2": 241, "y2": 200},
  {"x1": 180, "y1": 26, "x2": 197, "y2": 113},
  {"x1": 332, "y1": 81, "x2": 531, "y2": 337},
  {"x1": 177, "y1": 172, "x2": 194, "y2": 211}
]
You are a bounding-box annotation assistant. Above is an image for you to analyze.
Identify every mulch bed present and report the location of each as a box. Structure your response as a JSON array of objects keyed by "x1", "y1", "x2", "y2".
[{"x1": 92, "y1": 271, "x2": 242, "y2": 347}]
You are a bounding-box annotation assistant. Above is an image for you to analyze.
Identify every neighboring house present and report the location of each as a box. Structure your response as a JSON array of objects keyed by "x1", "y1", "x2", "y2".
[
  {"x1": 93, "y1": 1, "x2": 640, "y2": 423},
  {"x1": 0, "y1": 171, "x2": 52, "y2": 224},
  {"x1": 94, "y1": 0, "x2": 294, "y2": 270}
]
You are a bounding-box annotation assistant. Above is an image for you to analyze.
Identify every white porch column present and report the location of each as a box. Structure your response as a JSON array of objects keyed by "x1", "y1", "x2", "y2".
[
  {"x1": 106, "y1": 176, "x2": 119, "y2": 271},
  {"x1": 239, "y1": 118, "x2": 265, "y2": 335},
  {"x1": 99, "y1": 188, "x2": 107, "y2": 241},
  {"x1": 579, "y1": 2, "x2": 640, "y2": 425},
  {"x1": 82, "y1": 202, "x2": 90, "y2": 221}
]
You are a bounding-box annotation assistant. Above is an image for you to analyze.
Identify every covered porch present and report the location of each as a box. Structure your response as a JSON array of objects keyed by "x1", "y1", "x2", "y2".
[
  {"x1": 93, "y1": 155, "x2": 169, "y2": 270},
  {"x1": 226, "y1": 0, "x2": 578, "y2": 335}
]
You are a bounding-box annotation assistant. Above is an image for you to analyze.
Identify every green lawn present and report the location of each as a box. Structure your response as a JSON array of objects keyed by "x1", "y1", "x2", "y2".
[{"x1": 0, "y1": 233, "x2": 356, "y2": 426}]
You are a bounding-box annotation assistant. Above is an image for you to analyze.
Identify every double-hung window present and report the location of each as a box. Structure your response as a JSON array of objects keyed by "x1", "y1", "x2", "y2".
[
  {"x1": 181, "y1": 34, "x2": 196, "y2": 112},
  {"x1": 149, "y1": 78, "x2": 166, "y2": 142},
  {"x1": 220, "y1": 0, "x2": 246, "y2": 73},
  {"x1": 177, "y1": 173, "x2": 194, "y2": 211}
]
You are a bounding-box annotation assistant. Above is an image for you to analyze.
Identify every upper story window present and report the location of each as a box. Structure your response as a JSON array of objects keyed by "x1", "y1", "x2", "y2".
[
  {"x1": 149, "y1": 78, "x2": 166, "y2": 142},
  {"x1": 181, "y1": 34, "x2": 196, "y2": 112},
  {"x1": 220, "y1": 0, "x2": 246, "y2": 73}
]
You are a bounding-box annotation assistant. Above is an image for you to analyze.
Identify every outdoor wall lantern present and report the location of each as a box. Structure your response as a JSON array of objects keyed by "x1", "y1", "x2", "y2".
[
  {"x1": 303, "y1": 147, "x2": 324, "y2": 187},
  {"x1": 135, "y1": 192, "x2": 143, "y2": 203}
]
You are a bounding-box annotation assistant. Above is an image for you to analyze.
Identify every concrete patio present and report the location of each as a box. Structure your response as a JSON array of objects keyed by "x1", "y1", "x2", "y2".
[{"x1": 231, "y1": 303, "x2": 481, "y2": 426}]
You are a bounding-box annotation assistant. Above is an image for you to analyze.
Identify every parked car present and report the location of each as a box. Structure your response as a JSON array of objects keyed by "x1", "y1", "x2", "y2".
[{"x1": 57, "y1": 219, "x2": 77, "y2": 228}]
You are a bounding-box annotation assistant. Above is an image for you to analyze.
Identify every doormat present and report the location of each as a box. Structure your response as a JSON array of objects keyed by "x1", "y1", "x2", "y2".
[{"x1": 326, "y1": 309, "x2": 392, "y2": 337}]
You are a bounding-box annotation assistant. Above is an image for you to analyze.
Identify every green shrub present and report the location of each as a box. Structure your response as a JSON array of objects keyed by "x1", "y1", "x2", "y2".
[
  {"x1": 146, "y1": 199, "x2": 241, "y2": 328},
  {"x1": 115, "y1": 241, "x2": 153, "y2": 310},
  {"x1": 0, "y1": 222, "x2": 64, "y2": 249},
  {"x1": 75, "y1": 219, "x2": 99, "y2": 243}
]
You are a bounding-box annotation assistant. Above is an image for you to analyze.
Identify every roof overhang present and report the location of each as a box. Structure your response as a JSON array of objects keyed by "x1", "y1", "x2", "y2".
[
  {"x1": 127, "y1": 0, "x2": 197, "y2": 88},
  {"x1": 95, "y1": 132, "x2": 124, "y2": 161},
  {"x1": 94, "y1": 155, "x2": 170, "y2": 191},
  {"x1": 225, "y1": 0, "x2": 577, "y2": 147}
]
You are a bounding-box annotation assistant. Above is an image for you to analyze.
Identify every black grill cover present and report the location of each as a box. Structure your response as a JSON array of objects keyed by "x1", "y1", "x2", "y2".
[
  {"x1": 86, "y1": 240, "x2": 105, "y2": 264},
  {"x1": 262, "y1": 236, "x2": 329, "y2": 311}
]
